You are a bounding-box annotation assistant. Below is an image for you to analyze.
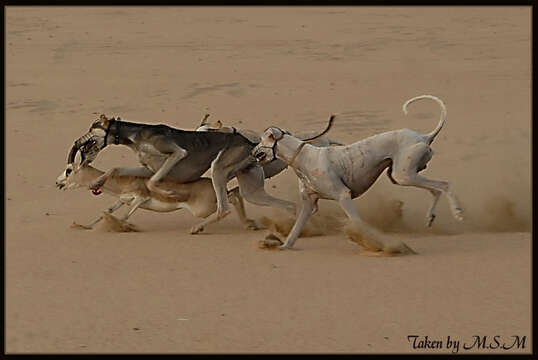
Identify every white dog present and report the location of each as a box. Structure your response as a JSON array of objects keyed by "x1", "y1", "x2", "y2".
[{"x1": 252, "y1": 95, "x2": 464, "y2": 251}]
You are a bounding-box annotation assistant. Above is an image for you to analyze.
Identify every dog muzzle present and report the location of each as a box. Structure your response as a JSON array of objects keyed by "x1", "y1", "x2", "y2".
[
  {"x1": 68, "y1": 134, "x2": 103, "y2": 167},
  {"x1": 252, "y1": 144, "x2": 275, "y2": 164},
  {"x1": 79, "y1": 138, "x2": 101, "y2": 166}
]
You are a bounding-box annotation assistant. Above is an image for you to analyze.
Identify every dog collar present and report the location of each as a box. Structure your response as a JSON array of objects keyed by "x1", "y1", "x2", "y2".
[
  {"x1": 273, "y1": 127, "x2": 290, "y2": 141},
  {"x1": 256, "y1": 128, "x2": 291, "y2": 164},
  {"x1": 288, "y1": 142, "x2": 306, "y2": 168},
  {"x1": 113, "y1": 119, "x2": 121, "y2": 145},
  {"x1": 104, "y1": 119, "x2": 121, "y2": 147}
]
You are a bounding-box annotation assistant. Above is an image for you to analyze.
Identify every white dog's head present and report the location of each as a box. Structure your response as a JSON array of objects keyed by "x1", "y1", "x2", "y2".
[
  {"x1": 251, "y1": 127, "x2": 289, "y2": 164},
  {"x1": 252, "y1": 115, "x2": 336, "y2": 164}
]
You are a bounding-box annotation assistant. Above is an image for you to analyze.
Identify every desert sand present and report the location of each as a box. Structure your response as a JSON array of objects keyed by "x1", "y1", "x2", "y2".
[{"x1": 6, "y1": 6, "x2": 531, "y2": 354}]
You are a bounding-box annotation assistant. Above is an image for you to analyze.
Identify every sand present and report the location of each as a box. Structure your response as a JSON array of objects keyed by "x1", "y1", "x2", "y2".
[{"x1": 6, "y1": 6, "x2": 531, "y2": 354}]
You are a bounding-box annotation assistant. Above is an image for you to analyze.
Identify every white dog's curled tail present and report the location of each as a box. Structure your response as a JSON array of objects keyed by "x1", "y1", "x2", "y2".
[{"x1": 402, "y1": 95, "x2": 447, "y2": 145}]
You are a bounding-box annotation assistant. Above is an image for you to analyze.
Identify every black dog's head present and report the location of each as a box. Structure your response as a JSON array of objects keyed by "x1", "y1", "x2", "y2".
[
  {"x1": 68, "y1": 114, "x2": 119, "y2": 166},
  {"x1": 57, "y1": 114, "x2": 118, "y2": 189}
]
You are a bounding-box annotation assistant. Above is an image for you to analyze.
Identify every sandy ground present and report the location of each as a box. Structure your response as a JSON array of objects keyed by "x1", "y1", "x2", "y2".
[{"x1": 6, "y1": 6, "x2": 531, "y2": 354}]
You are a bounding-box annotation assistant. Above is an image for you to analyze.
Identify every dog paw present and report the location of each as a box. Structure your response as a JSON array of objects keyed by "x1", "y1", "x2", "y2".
[
  {"x1": 161, "y1": 190, "x2": 178, "y2": 198},
  {"x1": 258, "y1": 233, "x2": 283, "y2": 249},
  {"x1": 279, "y1": 243, "x2": 296, "y2": 250},
  {"x1": 71, "y1": 222, "x2": 92, "y2": 230},
  {"x1": 244, "y1": 219, "x2": 259, "y2": 231},
  {"x1": 426, "y1": 213, "x2": 436, "y2": 227},
  {"x1": 453, "y1": 207, "x2": 464, "y2": 221},
  {"x1": 145, "y1": 181, "x2": 175, "y2": 198},
  {"x1": 217, "y1": 208, "x2": 232, "y2": 220},
  {"x1": 190, "y1": 225, "x2": 204, "y2": 234},
  {"x1": 152, "y1": 187, "x2": 177, "y2": 198}
]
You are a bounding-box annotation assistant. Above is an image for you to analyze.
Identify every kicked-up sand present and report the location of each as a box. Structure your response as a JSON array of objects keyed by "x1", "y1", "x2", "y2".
[{"x1": 6, "y1": 6, "x2": 531, "y2": 354}]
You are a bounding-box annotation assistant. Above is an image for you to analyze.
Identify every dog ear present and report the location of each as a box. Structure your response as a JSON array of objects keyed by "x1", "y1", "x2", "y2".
[
  {"x1": 268, "y1": 127, "x2": 282, "y2": 140},
  {"x1": 200, "y1": 114, "x2": 210, "y2": 126},
  {"x1": 99, "y1": 114, "x2": 111, "y2": 128},
  {"x1": 262, "y1": 128, "x2": 274, "y2": 141}
]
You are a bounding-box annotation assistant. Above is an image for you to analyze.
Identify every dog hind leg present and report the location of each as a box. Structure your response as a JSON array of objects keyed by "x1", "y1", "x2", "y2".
[
  {"x1": 390, "y1": 143, "x2": 463, "y2": 225},
  {"x1": 190, "y1": 213, "x2": 221, "y2": 234},
  {"x1": 236, "y1": 166, "x2": 297, "y2": 214},
  {"x1": 89, "y1": 167, "x2": 154, "y2": 191}
]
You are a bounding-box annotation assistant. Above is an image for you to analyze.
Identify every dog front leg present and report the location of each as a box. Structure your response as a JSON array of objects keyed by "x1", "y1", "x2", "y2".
[
  {"x1": 210, "y1": 149, "x2": 255, "y2": 220},
  {"x1": 191, "y1": 186, "x2": 259, "y2": 234},
  {"x1": 89, "y1": 167, "x2": 154, "y2": 191},
  {"x1": 236, "y1": 166, "x2": 296, "y2": 214},
  {"x1": 190, "y1": 212, "x2": 221, "y2": 234},
  {"x1": 146, "y1": 147, "x2": 188, "y2": 197},
  {"x1": 228, "y1": 186, "x2": 258, "y2": 230},
  {"x1": 280, "y1": 190, "x2": 316, "y2": 249},
  {"x1": 210, "y1": 150, "x2": 232, "y2": 219}
]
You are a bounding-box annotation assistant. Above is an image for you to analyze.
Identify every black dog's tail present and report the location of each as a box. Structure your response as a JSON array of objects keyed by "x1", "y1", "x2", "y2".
[{"x1": 303, "y1": 114, "x2": 336, "y2": 143}]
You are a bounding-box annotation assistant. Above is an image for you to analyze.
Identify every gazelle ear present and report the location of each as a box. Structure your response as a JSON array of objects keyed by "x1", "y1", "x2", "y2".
[{"x1": 216, "y1": 120, "x2": 223, "y2": 128}]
